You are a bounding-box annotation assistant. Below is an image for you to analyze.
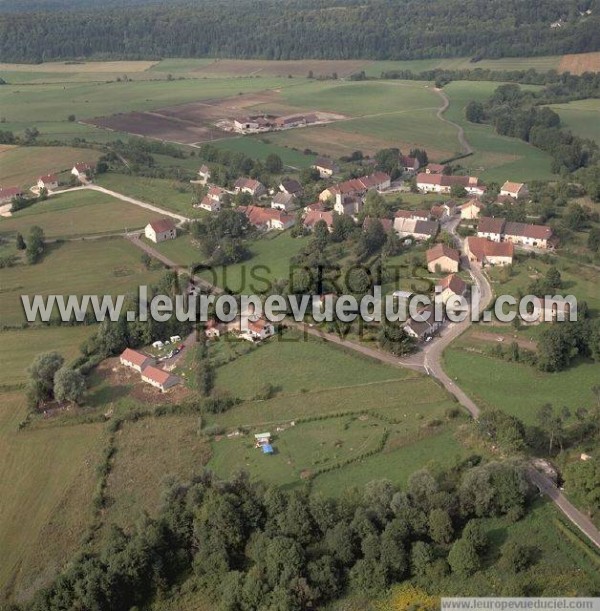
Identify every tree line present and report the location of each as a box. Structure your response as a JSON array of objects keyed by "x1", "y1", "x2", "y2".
[
  {"x1": 0, "y1": 0, "x2": 599, "y2": 63},
  {"x1": 22, "y1": 459, "x2": 542, "y2": 610}
]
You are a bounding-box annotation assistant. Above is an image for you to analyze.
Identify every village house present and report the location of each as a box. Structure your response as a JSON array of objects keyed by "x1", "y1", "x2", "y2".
[
  {"x1": 404, "y1": 305, "x2": 442, "y2": 341},
  {"x1": 424, "y1": 163, "x2": 446, "y2": 175},
  {"x1": 197, "y1": 164, "x2": 211, "y2": 184},
  {"x1": 477, "y1": 216, "x2": 506, "y2": 242},
  {"x1": 119, "y1": 348, "x2": 155, "y2": 373},
  {"x1": 279, "y1": 179, "x2": 302, "y2": 196},
  {"x1": 400, "y1": 155, "x2": 420, "y2": 173},
  {"x1": 144, "y1": 218, "x2": 177, "y2": 243},
  {"x1": 204, "y1": 319, "x2": 225, "y2": 338},
  {"x1": 243, "y1": 318, "x2": 276, "y2": 342},
  {"x1": 500, "y1": 181, "x2": 529, "y2": 200},
  {"x1": 71, "y1": 162, "x2": 91, "y2": 181},
  {"x1": 141, "y1": 365, "x2": 181, "y2": 392},
  {"x1": 274, "y1": 115, "x2": 307, "y2": 129},
  {"x1": 0, "y1": 186, "x2": 24, "y2": 205},
  {"x1": 395, "y1": 209, "x2": 430, "y2": 222},
  {"x1": 234, "y1": 177, "x2": 267, "y2": 198},
  {"x1": 437, "y1": 273, "x2": 468, "y2": 304},
  {"x1": 311, "y1": 157, "x2": 338, "y2": 178},
  {"x1": 333, "y1": 193, "x2": 362, "y2": 216},
  {"x1": 394, "y1": 217, "x2": 439, "y2": 241},
  {"x1": 426, "y1": 243, "x2": 460, "y2": 273},
  {"x1": 416, "y1": 173, "x2": 485, "y2": 196},
  {"x1": 503, "y1": 221, "x2": 555, "y2": 249},
  {"x1": 271, "y1": 192, "x2": 296, "y2": 212},
  {"x1": 303, "y1": 209, "x2": 335, "y2": 232},
  {"x1": 239, "y1": 205, "x2": 294, "y2": 230},
  {"x1": 197, "y1": 185, "x2": 228, "y2": 212},
  {"x1": 37, "y1": 173, "x2": 59, "y2": 191},
  {"x1": 319, "y1": 171, "x2": 391, "y2": 201},
  {"x1": 430, "y1": 202, "x2": 456, "y2": 221},
  {"x1": 477, "y1": 217, "x2": 555, "y2": 249},
  {"x1": 363, "y1": 217, "x2": 393, "y2": 233},
  {"x1": 304, "y1": 201, "x2": 328, "y2": 213},
  {"x1": 464, "y1": 236, "x2": 514, "y2": 266},
  {"x1": 460, "y1": 199, "x2": 483, "y2": 220}
]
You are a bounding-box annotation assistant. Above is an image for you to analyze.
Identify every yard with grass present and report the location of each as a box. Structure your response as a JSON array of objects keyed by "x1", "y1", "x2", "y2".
[
  {"x1": 0, "y1": 189, "x2": 153, "y2": 239},
  {"x1": 0, "y1": 238, "x2": 164, "y2": 326},
  {"x1": 198, "y1": 231, "x2": 308, "y2": 293},
  {"x1": 0, "y1": 145, "x2": 100, "y2": 189}
]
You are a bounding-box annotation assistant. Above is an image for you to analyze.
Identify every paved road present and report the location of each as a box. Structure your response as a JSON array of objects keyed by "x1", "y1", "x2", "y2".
[
  {"x1": 126, "y1": 207, "x2": 600, "y2": 550},
  {"x1": 527, "y1": 467, "x2": 600, "y2": 549}
]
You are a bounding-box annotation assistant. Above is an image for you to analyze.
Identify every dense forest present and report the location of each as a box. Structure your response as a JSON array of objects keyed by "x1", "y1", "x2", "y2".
[
  {"x1": 0, "y1": 0, "x2": 600, "y2": 63},
  {"x1": 16, "y1": 461, "x2": 555, "y2": 610}
]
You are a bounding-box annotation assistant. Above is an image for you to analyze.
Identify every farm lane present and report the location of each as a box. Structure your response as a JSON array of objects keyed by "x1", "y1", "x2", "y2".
[
  {"x1": 49, "y1": 185, "x2": 189, "y2": 225},
  {"x1": 432, "y1": 87, "x2": 474, "y2": 155}
]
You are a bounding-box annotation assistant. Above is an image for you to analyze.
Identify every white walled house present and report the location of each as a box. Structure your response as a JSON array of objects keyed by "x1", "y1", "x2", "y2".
[
  {"x1": 120, "y1": 348, "x2": 155, "y2": 373},
  {"x1": 500, "y1": 181, "x2": 529, "y2": 200},
  {"x1": 37, "y1": 173, "x2": 59, "y2": 191},
  {"x1": 145, "y1": 218, "x2": 177, "y2": 243}
]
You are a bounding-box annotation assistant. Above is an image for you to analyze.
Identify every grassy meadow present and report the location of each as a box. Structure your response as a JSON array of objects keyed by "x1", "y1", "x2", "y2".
[
  {"x1": 549, "y1": 98, "x2": 600, "y2": 146},
  {"x1": 0, "y1": 189, "x2": 153, "y2": 239},
  {"x1": 0, "y1": 238, "x2": 164, "y2": 326}
]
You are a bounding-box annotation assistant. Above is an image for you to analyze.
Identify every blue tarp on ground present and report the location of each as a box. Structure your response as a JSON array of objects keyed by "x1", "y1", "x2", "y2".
[{"x1": 262, "y1": 444, "x2": 274, "y2": 454}]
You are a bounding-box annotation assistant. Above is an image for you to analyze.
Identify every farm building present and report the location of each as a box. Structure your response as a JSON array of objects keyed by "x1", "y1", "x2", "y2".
[
  {"x1": 424, "y1": 163, "x2": 446, "y2": 174},
  {"x1": 311, "y1": 157, "x2": 338, "y2": 178},
  {"x1": 500, "y1": 181, "x2": 529, "y2": 199},
  {"x1": 394, "y1": 217, "x2": 439, "y2": 241},
  {"x1": 145, "y1": 218, "x2": 177, "y2": 243},
  {"x1": 333, "y1": 193, "x2": 362, "y2": 216},
  {"x1": 465, "y1": 237, "x2": 514, "y2": 266},
  {"x1": 37, "y1": 174, "x2": 59, "y2": 190},
  {"x1": 430, "y1": 203, "x2": 456, "y2": 221},
  {"x1": 477, "y1": 217, "x2": 555, "y2": 249},
  {"x1": 416, "y1": 173, "x2": 485, "y2": 196},
  {"x1": 120, "y1": 348, "x2": 155, "y2": 373},
  {"x1": 141, "y1": 365, "x2": 181, "y2": 392},
  {"x1": 395, "y1": 209, "x2": 430, "y2": 222},
  {"x1": 426, "y1": 243, "x2": 460, "y2": 273},
  {"x1": 0, "y1": 186, "x2": 24, "y2": 205}
]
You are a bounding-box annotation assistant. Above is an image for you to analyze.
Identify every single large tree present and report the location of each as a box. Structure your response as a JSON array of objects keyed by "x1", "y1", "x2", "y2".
[
  {"x1": 27, "y1": 351, "x2": 65, "y2": 406},
  {"x1": 54, "y1": 367, "x2": 86, "y2": 404}
]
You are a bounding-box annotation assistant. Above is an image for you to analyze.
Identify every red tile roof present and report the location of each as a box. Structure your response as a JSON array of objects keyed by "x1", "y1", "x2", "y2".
[
  {"x1": 142, "y1": 365, "x2": 172, "y2": 385},
  {"x1": 478, "y1": 216, "x2": 506, "y2": 235},
  {"x1": 439, "y1": 273, "x2": 467, "y2": 295},
  {"x1": 38, "y1": 173, "x2": 58, "y2": 183},
  {"x1": 466, "y1": 237, "x2": 514, "y2": 262},
  {"x1": 0, "y1": 186, "x2": 24, "y2": 200},
  {"x1": 426, "y1": 243, "x2": 460, "y2": 264},
  {"x1": 363, "y1": 217, "x2": 393, "y2": 232},
  {"x1": 73, "y1": 162, "x2": 91, "y2": 172},
  {"x1": 304, "y1": 210, "x2": 334, "y2": 228},
  {"x1": 148, "y1": 218, "x2": 176, "y2": 233},
  {"x1": 120, "y1": 348, "x2": 151, "y2": 368}
]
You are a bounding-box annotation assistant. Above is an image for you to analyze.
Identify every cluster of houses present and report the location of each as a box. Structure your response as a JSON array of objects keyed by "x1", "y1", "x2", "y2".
[
  {"x1": 0, "y1": 163, "x2": 93, "y2": 212},
  {"x1": 205, "y1": 316, "x2": 276, "y2": 343},
  {"x1": 119, "y1": 348, "x2": 181, "y2": 392}
]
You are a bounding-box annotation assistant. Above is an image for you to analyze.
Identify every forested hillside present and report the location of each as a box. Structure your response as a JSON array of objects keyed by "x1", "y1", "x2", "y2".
[{"x1": 0, "y1": 0, "x2": 599, "y2": 63}]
